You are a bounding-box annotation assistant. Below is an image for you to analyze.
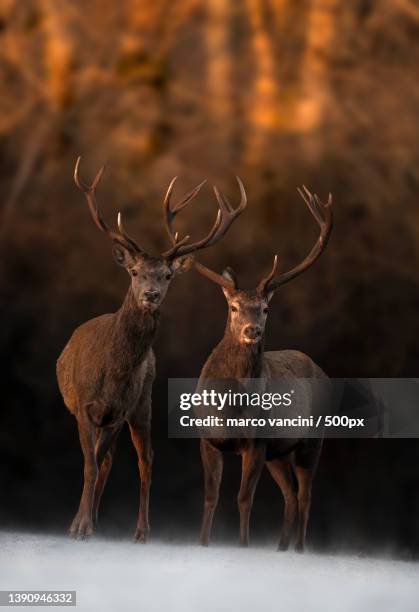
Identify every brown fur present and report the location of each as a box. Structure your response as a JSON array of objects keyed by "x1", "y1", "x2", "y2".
[
  {"x1": 195, "y1": 188, "x2": 332, "y2": 552},
  {"x1": 198, "y1": 283, "x2": 325, "y2": 552},
  {"x1": 57, "y1": 235, "x2": 193, "y2": 542},
  {"x1": 57, "y1": 285, "x2": 159, "y2": 541}
]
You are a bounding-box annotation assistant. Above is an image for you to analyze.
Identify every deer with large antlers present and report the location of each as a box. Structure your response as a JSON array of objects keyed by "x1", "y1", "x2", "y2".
[
  {"x1": 189, "y1": 185, "x2": 333, "y2": 552},
  {"x1": 56, "y1": 158, "x2": 246, "y2": 540}
]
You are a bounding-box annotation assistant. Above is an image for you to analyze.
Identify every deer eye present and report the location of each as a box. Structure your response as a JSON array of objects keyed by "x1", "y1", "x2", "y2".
[
  {"x1": 263, "y1": 307, "x2": 268, "y2": 314},
  {"x1": 166, "y1": 273, "x2": 172, "y2": 280},
  {"x1": 231, "y1": 305, "x2": 238, "y2": 313},
  {"x1": 131, "y1": 269, "x2": 138, "y2": 277}
]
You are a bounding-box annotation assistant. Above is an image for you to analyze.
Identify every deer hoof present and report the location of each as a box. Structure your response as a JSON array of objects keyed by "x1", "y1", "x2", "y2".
[
  {"x1": 134, "y1": 528, "x2": 149, "y2": 543},
  {"x1": 277, "y1": 540, "x2": 290, "y2": 552},
  {"x1": 69, "y1": 515, "x2": 94, "y2": 540},
  {"x1": 294, "y1": 542, "x2": 305, "y2": 554}
]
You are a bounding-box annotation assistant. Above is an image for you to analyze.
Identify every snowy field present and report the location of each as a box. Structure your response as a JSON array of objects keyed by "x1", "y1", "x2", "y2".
[{"x1": 0, "y1": 532, "x2": 418, "y2": 612}]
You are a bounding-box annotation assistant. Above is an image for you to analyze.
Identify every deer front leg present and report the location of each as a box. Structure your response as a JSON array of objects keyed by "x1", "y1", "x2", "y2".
[
  {"x1": 200, "y1": 439, "x2": 223, "y2": 546},
  {"x1": 238, "y1": 442, "x2": 265, "y2": 547},
  {"x1": 129, "y1": 423, "x2": 153, "y2": 543},
  {"x1": 92, "y1": 447, "x2": 114, "y2": 526},
  {"x1": 92, "y1": 425, "x2": 122, "y2": 526},
  {"x1": 266, "y1": 456, "x2": 297, "y2": 551},
  {"x1": 69, "y1": 415, "x2": 97, "y2": 540}
]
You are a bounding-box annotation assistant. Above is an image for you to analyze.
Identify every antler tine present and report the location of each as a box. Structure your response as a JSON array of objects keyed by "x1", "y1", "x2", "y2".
[
  {"x1": 163, "y1": 176, "x2": 207, "y2": 244},
  {"x1": 174, "y1": 180, "x2": 208, "y2": 212},
  {"x1": 194, "y1": 262, "x2": 236, "y2": 290},
  {"x1": 166, "y1": 176, "x2": 247, "y2": 259},
  {"x1": 164, "y1": 233, "x2": 191, "y2": 256},
  {"x1": 262, "y1": 187, "x2": 333, "y2": 294},
  {"x1": 74, "y1": 156, "x2": 114, "y2": 237},
  {"x1": 74, "y1": 156, "x2": 143, "y2": 253},
  {"x1": 213, "y1": 185, "x2": 233, "y2": 213},
  {"x1": 213, "y1": 176, "x2": 247, "y2": 215},
  {"x1": 298, "y1": 186, "x2": 322, "y2": 225},
  {"x1": 257, "y1": 255, "x2": 278, "y2": 293},
  {"x1": 117, "y1": 212, "x2": 145, "y2": 253}
]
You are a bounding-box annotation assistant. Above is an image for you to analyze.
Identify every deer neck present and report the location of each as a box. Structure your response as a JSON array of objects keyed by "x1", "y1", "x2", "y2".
[
  {"x1": 113, "y1": 287, "x2": 159, "y2": 361},
  {"x1": 208, "y1": 325, "x2": 265, "y2": 379}
]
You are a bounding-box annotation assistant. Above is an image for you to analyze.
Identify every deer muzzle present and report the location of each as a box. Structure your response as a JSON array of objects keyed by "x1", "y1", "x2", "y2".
[
  {"x1": 242, "y1": 325, "x2": 262, "y2": 344},
  {"x1": 143, "y1": 290, "x2": 161, "y2": 305}
]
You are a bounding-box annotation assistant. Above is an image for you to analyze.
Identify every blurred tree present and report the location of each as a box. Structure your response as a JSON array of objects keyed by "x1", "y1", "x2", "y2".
[{"x1": 1, "y1": 0, "x2": 419, "y2": 548}]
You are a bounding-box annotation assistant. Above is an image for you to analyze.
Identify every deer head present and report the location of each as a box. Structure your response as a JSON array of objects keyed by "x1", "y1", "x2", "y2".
[
  {"x1": 194, "y1": 185, "x2": 333, "y2": 344},
  {"x1": 74, "y1": 157, "x2": 247, "y2": 311}
]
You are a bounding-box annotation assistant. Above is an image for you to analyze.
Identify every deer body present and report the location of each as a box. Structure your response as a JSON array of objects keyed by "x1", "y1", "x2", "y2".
[
  {"x1": 57, "y1": 289, "x2": 157, "y2": 425},
  {"x1": 194, "y1": 186, "x2": 333, "y2": 552},
  {"x1": 198, "y1": 330, "x2": 325, "y2": 552},
  {"x1": 57, "y1": 289, "x2": 157, "y2": 541},
  {"x1": 58, "y1": 158, "x2": 246, "y2": 540}
]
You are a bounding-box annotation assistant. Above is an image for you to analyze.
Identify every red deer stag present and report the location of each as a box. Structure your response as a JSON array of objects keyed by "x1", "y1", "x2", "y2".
[
  {"x1": 188, "y1": 186, "x2": 333, "y2": 552},
  {"x1": 56, "y1": 158, "x2": 247, "y2": 540}
]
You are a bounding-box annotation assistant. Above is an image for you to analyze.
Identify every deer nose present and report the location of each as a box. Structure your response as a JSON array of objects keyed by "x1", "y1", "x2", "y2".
[
  {"x1": 144, "y1": 290, "x2": 161, "y2": 303},
  {"x1": 243, "y1": 325, "x2": 262, "y2": 340}
]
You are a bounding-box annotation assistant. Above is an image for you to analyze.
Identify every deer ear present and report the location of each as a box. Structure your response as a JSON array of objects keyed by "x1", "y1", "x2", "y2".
[
  {"x1": 222, "y1": 267, "x2": 238, "y2": 288},
  {"x1": 112, "y1": 244, "x2": 138, "y2": 268},
  {"x1": 221, "y1": 267, "x2": 237, "y2": 299},
  {"x1": 171, "y1": 255, "x2": 194, "y2": 275}
]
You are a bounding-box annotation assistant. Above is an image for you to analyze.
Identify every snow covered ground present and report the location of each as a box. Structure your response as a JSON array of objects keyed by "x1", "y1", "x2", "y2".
[{"x1": 0, "y1": 532, "x2": 418, "y2": 612}]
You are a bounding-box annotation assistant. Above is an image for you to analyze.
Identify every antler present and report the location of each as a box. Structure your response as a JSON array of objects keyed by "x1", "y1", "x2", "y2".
[
  {"x1": 162, "y1": 176, "x2": 247, "y2": 260},
  {"x1": 193, "y1": 261, "x2": 236, "y2": 290},
  {"x1": 74, "y1": 156, "x2": 143, "y2": 253},
  {"x1": 257, "y1": 186, "x2": 333, "y2": 294}
]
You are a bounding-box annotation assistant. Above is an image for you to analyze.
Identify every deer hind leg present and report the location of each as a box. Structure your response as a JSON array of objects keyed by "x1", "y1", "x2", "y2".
[
  {"x1": 265, "y1": 456, "x2": 297, "y2": 551},
  {"x1": 200, "y1": 439, "x2": 223, "y2": 547},
  {"x1": 294, "y1": 439, "x2": 323, "y2": 553},
  {"x1": 238, "y1": 442, "x2": 266, "y2": 547},
  {"x1": 69, "y1": 415, "x2": 98, "y2": 540},
  {"x1": 92, "y1": 425, "x2": 122, "y2": 526}
]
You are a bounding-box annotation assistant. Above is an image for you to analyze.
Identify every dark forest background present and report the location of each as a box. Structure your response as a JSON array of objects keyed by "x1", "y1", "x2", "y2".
[{"x1": 1, "y1": 0, "x2": 419, "y2": 556}]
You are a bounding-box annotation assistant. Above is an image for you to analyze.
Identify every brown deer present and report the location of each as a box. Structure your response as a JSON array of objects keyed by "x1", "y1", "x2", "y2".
[
  {"x1": 56, "y1": 158, "x2": 247, "y2": 541},
  {"x1": 188, "y1": 186, "x2": 333, "y2": 552}
]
